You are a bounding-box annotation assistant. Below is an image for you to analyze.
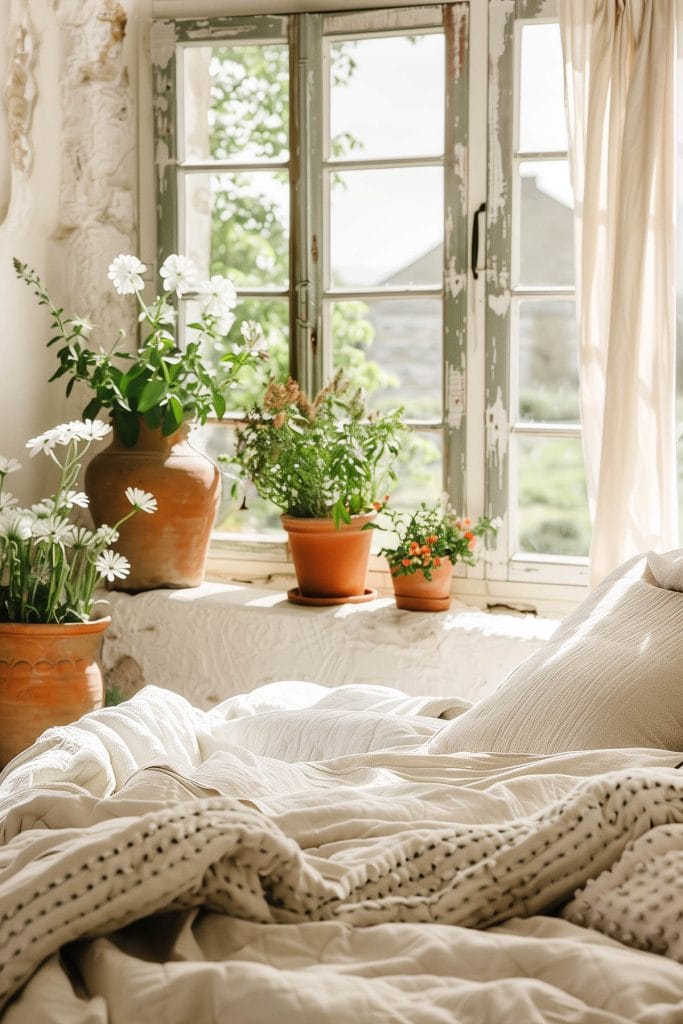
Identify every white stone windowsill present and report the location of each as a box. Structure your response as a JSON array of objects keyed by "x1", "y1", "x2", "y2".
[{"x1": 101, "y1": 582, "x2": 559, "y2": 710}]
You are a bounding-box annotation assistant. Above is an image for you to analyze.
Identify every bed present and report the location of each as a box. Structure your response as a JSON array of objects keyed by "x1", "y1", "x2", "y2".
[{"x1": 0, "y1": 551, "x2": 681, "y2": 1022}]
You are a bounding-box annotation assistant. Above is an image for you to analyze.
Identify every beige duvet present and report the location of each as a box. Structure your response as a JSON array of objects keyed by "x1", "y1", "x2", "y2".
[{"x1": 0, "y1": 683, "x2": 682, "y2": 1023}]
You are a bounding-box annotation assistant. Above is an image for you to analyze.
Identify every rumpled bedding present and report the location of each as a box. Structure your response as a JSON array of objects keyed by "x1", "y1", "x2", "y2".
[{"x1": 0, "y1": 683, "x2": 682, "y2": 1022}]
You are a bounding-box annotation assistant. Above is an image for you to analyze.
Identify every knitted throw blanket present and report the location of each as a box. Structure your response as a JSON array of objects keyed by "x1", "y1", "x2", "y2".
[{"x1": 1, "y1": 767, "x2": 681, "y2": 1011}]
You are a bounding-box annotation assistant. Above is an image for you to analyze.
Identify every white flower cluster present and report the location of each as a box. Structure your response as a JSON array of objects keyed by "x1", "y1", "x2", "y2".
[
  {"x1": 108, "y1": 253, "x2": 239, "y2": 336},
  {"x1": 0, "y1": 420, "x2": 157, "y2": 611}
]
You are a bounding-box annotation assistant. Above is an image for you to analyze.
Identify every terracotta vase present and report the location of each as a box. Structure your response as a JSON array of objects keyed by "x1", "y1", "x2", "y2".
[
  {"x1": 281, "y1": 511, "x2": 376, "y2": 602},
  {"x1": 85, "y1": 419, "x2": 220, "y2": 591},
  {"x1": 0, "y1": 617, "x2": 109, "y2": 768},
  {"x1": 391, "y1": 557, "x2": 454, "y2": 612}
]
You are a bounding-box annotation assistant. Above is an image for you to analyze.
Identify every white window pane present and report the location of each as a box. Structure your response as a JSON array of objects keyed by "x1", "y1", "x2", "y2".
[
  {"x1": 330, "y1": 298, "x2": 442, "y2": 420},
  {"x1": 329, "y1": 34, "x2": 444, "y2": 161},
  {"x1": 516, "y1": 435, "x2": 589, "y2": 556},
  {"x1": 184, "y1": 171, "x2": 289, "y2": 287},
  {"x1": 183, "y1": 43, "x2": 289, "y2": 163},
  {"x1": 517, "y1": 300, "x2": 579, "y2": 423},
  {"x1": 330, "y1": 167, "x2": 443, "y2": 288},
  {"x1": 389, "y1": 430, "x2": 443, "y2": 510},
  {"x1": 519, "y1": 23, "x2": 567, "y2": 152},
  {"x1": 519, "y1": 161, "x2": 574, "y2": 286}
]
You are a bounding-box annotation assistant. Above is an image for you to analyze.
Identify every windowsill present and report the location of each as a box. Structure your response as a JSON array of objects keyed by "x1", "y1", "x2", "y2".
[
  {"x1": 101, "y1": 580, "x2": 560, "y2": 711},
  {"x1": 206, "y1": 532, "x2": 589, "y2": 618}
]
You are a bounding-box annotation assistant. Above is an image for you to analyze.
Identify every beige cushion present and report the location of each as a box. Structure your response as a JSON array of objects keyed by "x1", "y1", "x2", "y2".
[{"x1": 428, "y1": 555, "x2": 683, "y2": 755}]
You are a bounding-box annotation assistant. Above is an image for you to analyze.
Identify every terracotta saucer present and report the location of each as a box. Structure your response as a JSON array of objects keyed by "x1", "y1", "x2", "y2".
[{"x1": 286, "y1": 587, "x2": 378, "y2": 607}]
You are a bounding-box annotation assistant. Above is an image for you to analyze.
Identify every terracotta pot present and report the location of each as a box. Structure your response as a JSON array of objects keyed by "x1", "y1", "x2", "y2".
[
  {"x1": 281, "y1": 511, "x2": 376, "y2": 599},
  {"x1": 0, "y1": 617, "x2": 109, "y2": 768},
  {"x1": 391, "y1": 557, "x2": 454, "y2": 612},
  {"x1": 85, "y1": 419, "x2": 220, "y2": 591}
]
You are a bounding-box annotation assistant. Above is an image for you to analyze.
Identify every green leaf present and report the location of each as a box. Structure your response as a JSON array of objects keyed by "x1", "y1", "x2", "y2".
[
  {"x1": 82, "y1": 397, "x2": 102, "y2": 420},
  {"x1": 137, "y1": 378, "x2": 168, "y2": 413},
  {"x1": 114, "y1": 409, "x2": 140, "y2": 447},
  {"x1": 144, "y1": 406, "x2": 163, "y2": 429},
  {"x1": 162, "y1": 396, "x2": 184, "y2": 435},
  {"x1": 213, "y1": 393, "x2": 226, "y2": 419},
  {"x1": 332, "y1": 496, "x2": 351, "y2": 529}
]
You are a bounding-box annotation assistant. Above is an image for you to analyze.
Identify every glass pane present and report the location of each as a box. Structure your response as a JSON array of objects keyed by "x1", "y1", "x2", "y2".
[
  {"x1": 330, "y1": 167, "x2": 443, "y2": 288},
  {"x1": 389, "y1": 430, "x2": 443, "y2": 512},
  {"x1": 194, "y1": 424, "x2": 284, "y2": 535},
  {"x1": 519, "y1": 24, "x2": 567, "y2": 152},
  {"x1": 516, "y1": 435, "x2": 590, "y2": 556},
  {"x1": 330, "y1": 299, "x2": 441, "y2": 420},
  {"x1": 181, "y1": 298, "x2": 288, "y2": 412},
  {"x1": 517, "y1": 300, "x2": 579, "y2": 422},
  {"x1": 184, "y1": 171, "x2": 289, "y2": 287},
  {"x1": 183, "y1": 44, "x2": 289, "y2": 163},
  {"x1": 519, "y1": 161, "x2": 574, "y2": 286},
  {"x1": 329, "y1": 34, "x2": 444, "y2": 161}
]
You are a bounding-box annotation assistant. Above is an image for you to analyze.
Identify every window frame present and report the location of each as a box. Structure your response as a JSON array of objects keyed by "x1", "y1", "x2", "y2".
[{"x1": 148, "y1": 0, "x2": 590, "y2": 610}]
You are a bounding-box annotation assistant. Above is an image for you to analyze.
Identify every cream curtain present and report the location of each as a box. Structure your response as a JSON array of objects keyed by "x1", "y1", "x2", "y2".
[{"x1": 559, "y1": 0, "x2": 679, "y2": 587}]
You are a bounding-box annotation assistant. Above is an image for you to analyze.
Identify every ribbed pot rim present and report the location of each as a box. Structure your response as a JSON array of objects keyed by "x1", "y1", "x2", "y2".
[
  {"x1": 281, "y1": 510, "x2": 377, "y2": 534},
  {"x1": 0, "y1": 616, "x2": 112, "y2": 636}
]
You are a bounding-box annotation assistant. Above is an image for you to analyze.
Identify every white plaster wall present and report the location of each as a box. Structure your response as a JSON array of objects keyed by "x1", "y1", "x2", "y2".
[{"x1": 0, "y1": 0, "x2": 140, "y2": 504}]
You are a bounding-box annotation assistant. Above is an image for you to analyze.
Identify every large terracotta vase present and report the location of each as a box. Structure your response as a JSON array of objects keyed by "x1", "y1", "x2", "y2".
[
  {"x1": 85, "y1": 419, "x2": 220, "y2": 591},
  {"x1": 0, "y1": 617, "x2": 109, "y2": 768},
  {"x1": 391, "y1": 557, "x2": 454, "y2": 612},
  {"x1": 281, "y1": 511, "x2": 376, "y2": 604}
]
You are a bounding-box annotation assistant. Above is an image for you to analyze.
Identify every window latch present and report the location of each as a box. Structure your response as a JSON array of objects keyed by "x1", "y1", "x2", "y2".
[
  {"x1": 295, "y1": 280, "x2": 310, "y2": 327},
  {"x1": 471, "y1": 202, "x2": 486, "y2": 280}
]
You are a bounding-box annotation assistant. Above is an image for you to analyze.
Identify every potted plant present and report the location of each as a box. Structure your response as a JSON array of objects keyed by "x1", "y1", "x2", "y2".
[
  {"x1": 230, "y1": 371, "x2": 405, "y2": 604},
  {"x1": 13, "y1": 254, "x2": 267, "y2": 590},
  {"x1": 374, "y1": 499, "x2": 500, "y2": 611},
  {"x1": 0, "y1": 419, "x2": 156, "y2": 765}
]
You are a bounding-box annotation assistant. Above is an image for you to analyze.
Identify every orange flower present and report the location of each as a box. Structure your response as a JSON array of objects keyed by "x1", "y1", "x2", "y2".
[
  {"x1": 462, "y1": 517, "x2": 472, "y2": 528},
  {"x1": 372, "y1": 501, "x2": 383, "y2": 511},
  {"x1": 464, "y1": 531, "x2": 474, "y2": 541},
  {"x1": 420, "y1": 545, "x2": 431, "y2": 555},
  {"x1": 434, "y1": 556, "x2": 442, "y2": 567},
  {"x1": 422, "y1": 554, "x2": 431, "y2": 566},
  {"x1": 467, "y1": 538, "x2": 477, "y2": 550},
  {"x1": 426, "y1": 534, "x2": 438, "y2": 545},
  {"x1": 401, "y1": 557, "x2": 412, "y2": 566},
  {"x1": 409, "y1": 541, "x2": 421, "y2": 555}
]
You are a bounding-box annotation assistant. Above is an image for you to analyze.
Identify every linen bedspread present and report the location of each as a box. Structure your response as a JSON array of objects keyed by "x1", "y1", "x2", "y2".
[{"x1": 0, "y1": 684, "x2": 682, "y2": 1022}]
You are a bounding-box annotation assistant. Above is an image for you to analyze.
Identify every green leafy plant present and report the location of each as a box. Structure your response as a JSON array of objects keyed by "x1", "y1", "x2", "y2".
[
  {"x1": 13, "y1": 254, "x2": 267, "y2": 447},
  {"x1": 0, "y1": 421, "x2": 156, "y2": 623},
  {"x1": 229, "y1": 371, "x2": 406, "y2": 527},
  {"x1": 373, "y1": 500, "x2": 500, "y2": 580}
]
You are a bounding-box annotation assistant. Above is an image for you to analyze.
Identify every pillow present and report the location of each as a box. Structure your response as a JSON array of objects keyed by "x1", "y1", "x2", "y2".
[
  {"x1": 647, "y1": 547, "x2": 683, "y2": 592},
  {"x1": 428, "y1": 554, "x2": 683, "y2": 756}
]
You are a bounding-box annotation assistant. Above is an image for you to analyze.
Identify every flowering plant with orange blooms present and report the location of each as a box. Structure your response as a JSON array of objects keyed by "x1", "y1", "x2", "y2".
[{"x1": 372, "y1": 500, "x2": 499, "y2": 580}]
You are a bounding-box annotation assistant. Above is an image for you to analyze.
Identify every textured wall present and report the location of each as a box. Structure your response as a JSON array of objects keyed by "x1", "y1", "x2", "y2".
[{"x1": 0, "y1": 0, "x2": 139, "y2": 500}]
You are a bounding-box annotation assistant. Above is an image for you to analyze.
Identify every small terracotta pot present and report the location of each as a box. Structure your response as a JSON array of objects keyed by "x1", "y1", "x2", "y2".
[
  {"x1": 282, "y1": 511, "x2": 376, "y2": 599},
  {"x1": 391, "y1": 557, "x2": 454, "y2": 612},
  {"x1": 85, "y1": 419, "x2": 220, "y2": 591},
  {"x1": 0, "y1": 617, "x2": 110, "y2": 768}
]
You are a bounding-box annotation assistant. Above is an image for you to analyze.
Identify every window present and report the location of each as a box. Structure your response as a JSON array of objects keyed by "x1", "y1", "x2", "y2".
[{"x1": 151, "y1": 0, "x2": 587, "y2": 595}]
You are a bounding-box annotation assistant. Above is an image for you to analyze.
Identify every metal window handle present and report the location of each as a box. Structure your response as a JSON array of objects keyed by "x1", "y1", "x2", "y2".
[{"x1": 471, "y1": 202, "x2": 486, "y2": 280}]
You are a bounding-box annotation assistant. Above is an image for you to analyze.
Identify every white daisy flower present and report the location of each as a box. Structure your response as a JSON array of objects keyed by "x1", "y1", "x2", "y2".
[
  {"x1": 70, "y1": 526, "x2": 95, "y2": 549},
  {"x1": 108, "y1": 254, "x2": 146, "y2": 295},
  {"x1": 124, "y1": 487, "x2": 157, "y2": 514},
  {"x1": 33, "y1": 515, "x2": 75, "y2": 545},
  {"x1": 71, "y1": 419, "x2": 111, "y2": 442},
  {"x1": 96, "y1": 550, "x2": 131, "y2": 582},
  {"x1": 0, "y1": 511, "x2": 33, "y2": 542},
  {"x1": 160, "y1": 254, "x2": 199, "y2": 297},
  {"x1": 72, "y1": 316, "x2": 94, "y2": 336},
  {"x1": 0, "y1": 492, "x2": 18, "y2": 512},
  {"x1": 63, "y1": 490, "x2": 89, "y2": 509},
  {"x1": 0, "y1": 457, "x2": 21, "y2": 476},
  {"x1": 26, "y1": 427, "x2": 60, "y2": 457},
  {"x1": 198, "y1": 275, "x2": 237, "y2": 321},
  {"x1": 93, "y1": 525, "x2": 120, "y2": 546},
  {"x1": 31, "y1": 499, "x2": 55, "y2": 517}
]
